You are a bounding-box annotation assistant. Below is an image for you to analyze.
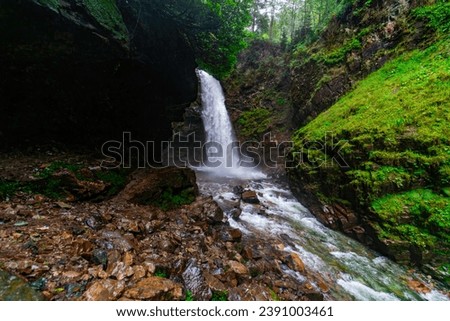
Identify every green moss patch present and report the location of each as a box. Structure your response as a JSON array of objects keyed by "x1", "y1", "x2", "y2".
[
  {"x1": 149, "y1": 187, "x2": 196, "y2": 211},
  {"x1": 292, "y1": 38, "x2": 450, "y2": 272},
  {"x1": 237, "y1": 108, "x2": 272, "y2": 139},
  {"x1": 413, "y1": 1, "x2": 450, "y2": 36}
]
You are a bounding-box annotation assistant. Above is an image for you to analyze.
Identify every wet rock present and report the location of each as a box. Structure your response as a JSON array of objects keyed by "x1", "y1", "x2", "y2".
[
  {"x1": 304, "y1": 291, "x2": 324, "y2": 301},
  {"x1": 121, "y1": 219, "x2": 142, "y2": 234},
  {"x1": 123, "y1": 252, "x2": 134, "y2": 266},
  {"x1": 132, "y1": 265, "x2": 147, "y2": 281},
  {"x1": 232, "y1": 284, "x2": 273, "y2": 301},
  {"x1": 228, "y1": 228, "x2": 243, "y2": 241},
  {"x1": 407, "y1": 280, "x2": 431, "y2": 294},
  {"x1": 230, "y1": 207, "x2": 242, "y2": 220},
  {"x1": 317, "y1": 279, "x2": 330, "y2": 293},
  {"x1": 249, "y1": 259, "x2": 280, "y2": 276},
  {"x1": 100, "y1": 231, "x2": 134, "y2": 252},
  {"x1": 0, "y1": 270, "x2": 43, "y2": 301},
  {"x1": 233, "y1": 186, "x2": 244, "y2": 195},
  {"x1": 227, "y1": 288, "x2": 242, "y2": 301},
  {"x1": 227, "y1": 261, "x2": 249, "y2": 275},
  {"x1": 380, "y1": 239, "x2": 411, "y2": 264},
  {"x1": 241, "y1": 190, "x2": 260, "y2": 204},
  {"x1": 203, "y1": 271, "x2": 226, "y2": 292},
  {"x1": 85, "y1": 216, "x2": 104, "y2": 230},
  {"x1": 108, "y1": 250, "x2": 122, "y2": 267},
  {"x1": 52, "y1": 170, "x2": 107, "y2": 200},
  {"x1": 61, "y1": 271, "x2": 82, "y2": 281},
  {"x1": 56, "y1": 202, "x2": 72, "y2": 209},
  {"x1": 107, "y1": 262, "x2": 134, "y2": 281},
  {"x1": 117, "y1": 168, "x2": 198, "y2": 205},
  {"x1": 258, "y1": 207, "x2": 267, "y2": 216},
  {"x1": 144, "y1": 261, "x2": 156, "y2": 275},
  {"x1": 350, "y1": 226, "x2": 368, "y2": 243},
  {"x1": 286, "y1": 253, "x2": 306, "y2": 274},
  {"x1": 220, "y1": 228, "x2": 243, "y2": 242},
  {"x1": 203, "y1": 201, "x2": 224, "y2": 223},
  {"x1": 124, "y1": 277, "x2": 183, "y2": 300},
  {"x1": 83, "y1": 279, "x2": 126, "y2": 301},
  {"x1": 182, "y1": 259, "x2": 212, "y2": 300},
  {"x1": 91, "y1": 249, "x2": 108, "y2": 268},
  {"x1": 280, "y1": 234, "x2": 296, "y2": 248},
  {"x1": 157, "y1": 239, "x2": 177, "y2": 252},
  {"x1": 66, "y1": 283, "x2": 86, "y2": 299}
]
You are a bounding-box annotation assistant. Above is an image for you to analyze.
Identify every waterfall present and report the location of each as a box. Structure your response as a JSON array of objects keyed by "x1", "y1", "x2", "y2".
[
  {"x1": 194, "y1": 71, "x2": 448, "y2": 301},
  {"x1": 198, "y1": 70, "x2": 240, "y2": 168},
  {"x1": 197, "y1": 70, "x2": 264, "y2": 179}
]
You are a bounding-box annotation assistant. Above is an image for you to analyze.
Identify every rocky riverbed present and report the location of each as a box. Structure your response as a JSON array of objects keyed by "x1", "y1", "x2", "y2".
[{"x1": 0, "y1": 150, "x2": 325, "y2": 301}]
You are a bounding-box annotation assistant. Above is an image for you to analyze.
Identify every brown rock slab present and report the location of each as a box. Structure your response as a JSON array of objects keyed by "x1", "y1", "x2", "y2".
[
  {"x1": 124, "y1": 277, "x2": 183, "y2": 300},
  {"x1": 288, "y1": 253, "x2": 306, "y2": 274},
  {"x1": 203, "y1": 271, "x2": 226, "y2": 292},
  {"x1": 132, "y1": 265, "x2": 147, "y2": 281},
  {"x1": 203, "y1": 201, "x2": 224, "y2": 223},
  {"x1": 117, "y1": 168, "x2": 198, "y2": 205},
  {"x1": 83, "y1": 279, "x2": 125, "y2": 301},
  {"x1": 228, "y1": 260, "x2": 249, "y2": 275},
  {"x1": 241, "y1": 190, "x2": 260, "y2": 204},
  {"x1": 123, "y1": 252, "x2": 134, "y2": 266},
  {"x1": 107, "y1": 262, "x2": 134, "y2": 281},
  {"x1": 228, "y1": 228, "x2": 243, "y2": 241},
  {"x1": 407, "y1": 280, "x2": 431, "y2": 294}
]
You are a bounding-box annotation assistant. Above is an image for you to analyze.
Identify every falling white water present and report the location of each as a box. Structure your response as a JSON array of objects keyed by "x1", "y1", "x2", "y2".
[{"x1": 197, "y1": 70, "x2": 265, "y2": 179}]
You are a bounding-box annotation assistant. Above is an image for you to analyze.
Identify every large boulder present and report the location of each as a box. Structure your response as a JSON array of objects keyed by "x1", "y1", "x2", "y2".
[{"x1": 116, "y1": 167, "x2": 198, "y2": 207}]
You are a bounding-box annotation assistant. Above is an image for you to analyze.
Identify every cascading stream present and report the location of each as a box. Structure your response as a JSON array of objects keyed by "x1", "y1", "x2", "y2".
[{"x1": 194, "y1": 70, "x2": 448, "y2": 301}]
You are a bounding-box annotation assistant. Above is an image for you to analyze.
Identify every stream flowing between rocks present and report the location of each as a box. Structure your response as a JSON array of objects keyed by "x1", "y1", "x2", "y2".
[{"x1": 194, "y1": 70, "x2": 448, "y2": 301}]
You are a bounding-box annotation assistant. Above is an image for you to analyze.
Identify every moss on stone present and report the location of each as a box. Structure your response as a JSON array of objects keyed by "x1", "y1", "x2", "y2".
[
  {"x1": 237, "y1": 108, "x2": 272, "y2": 139},
  {"x1": 291, "y1": 38, "x2": 450, "y2": 272},
  {"x1": 81, "y1": 0, "x2": 128, "y2": 43}
]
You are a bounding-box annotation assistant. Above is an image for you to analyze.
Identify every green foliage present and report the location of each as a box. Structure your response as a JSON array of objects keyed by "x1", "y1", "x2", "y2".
[
  {"x1": 211, "y1": 290, "x2": 228, "y2": 301},
  {"x1": 295, "y1": 40, "x2": 450, "y2": 146},
  {"x1": 293, "y1": 39, "x2": 450, "y2": 260},
  {"x1": 413, "y1": 1, "x2": 450, "y2": 36},
  {"x1": 269, "y1": 289, "x2": 280, "y2": 301},
  {"x1": 39, "y1": 178, "x2": 66, "y2": 199},
  {"x1": 196, "y1": 0, "x2": 253, "y2": 78},
  {"x1": 151, "y1": 187, "x2": 195, "y2": 211},
  {"x1": 0, "y1": 181, "x2": 20, "y2": 200},
  {"x1": 346, "y1": 166, "x2": 411, "y2": 202},
  {"x1": 314, "y1": 38, "x2": 361, "y2": 65},
  {"x1": 154, "y1": 269, "x2": 168, "y2": 278},
  {"x1": 37, "y1": 161, "x2": 82, "y2": 179},
  {"x1": 372, "y1": 189, "x2": 449, "y2": 249},
  {"x1": 185, "y1": 290, "x2": 194, "y2": 301},
  {"x1": 237, "y1": 108, "x2": 272, "y2": 138},
  {"x1": 95, "y1": 170, "x2": 128, "y2": 196},
  {"x1": 0, "y1": 162, "x2": 129, "y2": 201},
  {"x1": 81, "y1": 0, "x2": 128, "y2": 43}
]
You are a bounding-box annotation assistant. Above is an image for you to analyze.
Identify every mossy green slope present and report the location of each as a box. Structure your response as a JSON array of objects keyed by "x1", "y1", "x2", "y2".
[{"x1": 292, "y1": 37, "x2": 449, "y2": 278}]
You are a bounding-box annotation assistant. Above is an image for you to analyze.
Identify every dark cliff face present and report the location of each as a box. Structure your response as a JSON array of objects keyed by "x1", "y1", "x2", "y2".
[{"x1": 0, "y1": 0, "x2": 198, "y2": 147}]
